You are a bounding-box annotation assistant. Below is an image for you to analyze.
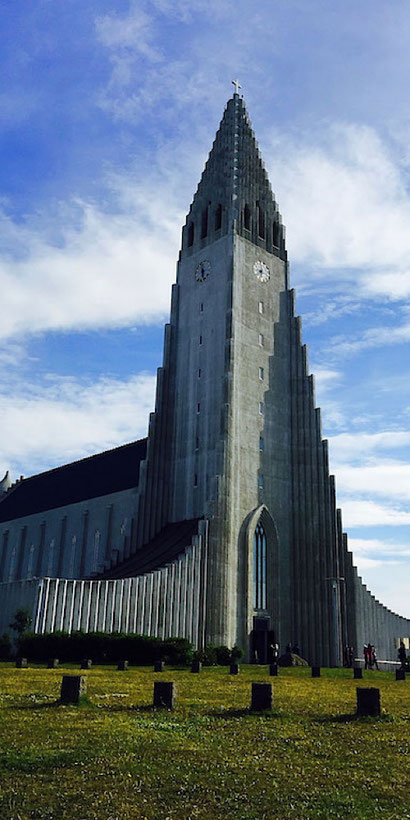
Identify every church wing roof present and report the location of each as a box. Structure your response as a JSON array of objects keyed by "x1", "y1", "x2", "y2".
[
  {"x1": 0, "y1": 438, "x2": 147, "y2": 523},
  {"x1": 96, "y1": 517, "x2": 201, "y2": 579}
]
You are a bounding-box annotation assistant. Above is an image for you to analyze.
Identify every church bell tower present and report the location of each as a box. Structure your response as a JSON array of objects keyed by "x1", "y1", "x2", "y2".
[{"x1": 136, "y1": 90, "x2": 348, "y2": 665}]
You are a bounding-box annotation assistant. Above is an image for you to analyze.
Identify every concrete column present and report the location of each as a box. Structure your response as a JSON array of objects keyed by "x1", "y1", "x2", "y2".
[{"x1": 143, "y1": 574, "x2": 153, "y2": 635}]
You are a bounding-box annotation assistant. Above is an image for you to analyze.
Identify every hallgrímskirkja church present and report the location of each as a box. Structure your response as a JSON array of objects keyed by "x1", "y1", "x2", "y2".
[{"x1": 1, "y1": 92, "x2": 409, "y2": 664}]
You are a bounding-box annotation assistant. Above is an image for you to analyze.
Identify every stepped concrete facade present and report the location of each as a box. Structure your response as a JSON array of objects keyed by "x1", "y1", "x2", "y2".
[{"x1": 1, "y1": 93, "x2": 409, "y2": 664}]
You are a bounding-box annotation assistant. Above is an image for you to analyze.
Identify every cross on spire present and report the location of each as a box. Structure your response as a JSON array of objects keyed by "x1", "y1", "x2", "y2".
[{"x1": 232, "y1": 79, "x2": 242, "y2": 96}]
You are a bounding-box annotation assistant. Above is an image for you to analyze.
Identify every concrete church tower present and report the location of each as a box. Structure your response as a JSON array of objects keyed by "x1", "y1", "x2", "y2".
[
  {"x1": 135, "y1": 91, "x2": 344, "y2": 664},
  {"x1": 1, "y1": 91, "x2": 409, "y2": 664}
]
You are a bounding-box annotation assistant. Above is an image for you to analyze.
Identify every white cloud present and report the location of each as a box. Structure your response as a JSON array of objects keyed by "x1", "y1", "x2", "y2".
[
  {"x1": 327, "y1": 320, "x2": 410, "y2": 357},
  {"x1": 339, "y1": 498, "x2": 410, "y2": 527},
  {"x1": 328, "y1": 430, "x2": 410, "y2": 464},
  {"x1": 336, "y1": 463, "x2": 410, "y2": 502},
  {"x1": 267, "y1": 122, "x2": 410, "y2": 299},
  {"x1": 95, "y1": 5, "x2": 161, "y2": 60},
  {"x1": 0, "y1": 371, "x2": 156, "y2": 478},
  {"x1": 348, "y1": 537, "x2": 410, "y2": 558},
  {"x1": 0, "y1": 175, "x2": 183, "y2": 340}
]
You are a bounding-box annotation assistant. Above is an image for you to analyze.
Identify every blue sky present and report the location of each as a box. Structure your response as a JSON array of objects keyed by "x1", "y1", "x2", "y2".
[{"x1": 1, "y1": 0, "x2": 410, "y2": 619}]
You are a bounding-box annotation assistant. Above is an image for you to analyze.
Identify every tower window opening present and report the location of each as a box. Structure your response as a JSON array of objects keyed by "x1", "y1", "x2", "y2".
[
  {"x1": 258, "y1": 333, "x2": 264, "y2": 346},
  {"x1": 244, "y1": 204, "x2": 251, "y2": 231},
  {"x1": 200, "y1": 302, "x2": 204, "y2": 313},
  {"x1": 258, "y1": 474, "x2": 264, "y2": 489},
  {"x1": 197, "y1": 402, "x2": 200, "y2": 413},
  {"x1": 253, "y1": 522, "x2": 267, "y2": 609},
  {"x1": 188, "y1": 221, "x2": 195, "y2": 247},
  {"x1": 195, "y1": 437, "x2": 199, "y2": 450},
  {"x1": 194, "y1": 474, "x2": 198, "y2": 487},
  {"x1": 259, "y1": 366, "x2": 264, "y2": 380},
  {"x1": 259, "y1": 401, "x2": 264, "y2": 415},
  {"x1": 258, "y1": 301, "x2": 264, "y2": 314},
  {"x1": 198, "y1": 368, "x2": 201, "y2": 378},
  {"x1": 214, "y1": 203, "x2": 222, "y2": 231},
  {"x1": 199, "y1": 335, "x2": 203, "y2": 345},
  {"x1": 257, "y1": 203, "x2": 265, "y2": 239},
  {"x1": 259, "y1": 435, "x2": 264, "y2": 452},
  {"x1": 201, "y1": 206, "x2": 208, "y2": 239},
  {"x1": 273, "y1": 220, "x2": 280, "y2": 248}
]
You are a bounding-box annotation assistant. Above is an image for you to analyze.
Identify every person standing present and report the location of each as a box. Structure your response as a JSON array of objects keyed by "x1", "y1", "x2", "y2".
[{"x1": 398, "y1": 641, "x2": 407, "y2": 670}]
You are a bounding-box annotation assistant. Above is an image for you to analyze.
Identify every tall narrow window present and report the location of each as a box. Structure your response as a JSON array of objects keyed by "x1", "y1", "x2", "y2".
[
  {"x1": 194, "y1": 474, "x2": 198, "y2": 487},
  {"x1": 195, "y1": 437, "x2": 199, "y2": 450},
  {"x1": 197, "y1": 402, "x2": 200, "y2": 413},
  {"x1": 214, "y1": 203, "x2": 222, "y2": 231},
  {"x1": 199, "y1": 335, "x2": 203, "y2": 345},
  {"x1": 201, "y1": 206, "x2": 208, "y2": 239},
  {"x1": 273, "y1": 220, "x2": 280, "y2": 248},
  {"x1": 259, "y1": 435, "x2": 264, "y2": 452},
  {"x1": 258, "y1": 301, "x2": 264, "y2": 314},
  {"x1": 258, "y1": 333, "x2": 264, "y2": 346},
  {"x1": 253, "y1": 522, "x2": 267, "y2": 609},
  {"x1": 199, "y1": 302, "x2": 204, "y2": 313},
  {"x1": 258, "y1": 474, "x2": 264, "y2": 489},
  {"x1": 188, "y1": 222, "x2": 195, "y2": 247},
  {"x1": 259, "y1": 401, "x2": 264, "y2": 415},
  {"x1": 244, "y1": 204, "x2": 251, "y2": 230},
  {"x1": 257, "y1": 203, "x2": 265, "y2": 239},
  {"x1": 259, "y1": 366, "x2": 264, "y2": 380},
  {"x1": 198, "y1": 368, "x2": 201, "y2": 378}
]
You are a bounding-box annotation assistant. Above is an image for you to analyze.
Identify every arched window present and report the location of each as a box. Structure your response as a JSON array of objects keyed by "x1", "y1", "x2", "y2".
[
  {"x1": 253, "y1": 522, "x2": 267, "y2": 609},
  {"x1": 214, "y1": 203, "x2": 222, "y2": 231},
  {"x1": 244, "y1": 204, "x2": 251, "y2": 231},
  {"x1": 188, "y1": 221, "x2": 195, "y2": 247},
  {"x1": 272, "y1": 220, "x2": 280, "y2": 248},
  {"x1": 201, "y1": 206, "x2": 208, "y2": 239},
  {"x1": 257, "y1": 203, "x2": 265, "y2": 239}
]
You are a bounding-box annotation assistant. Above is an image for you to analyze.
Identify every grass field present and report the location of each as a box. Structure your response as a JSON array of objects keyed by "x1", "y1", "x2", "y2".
[{"x1": 0, "y1": 663, "x2": 409, "y2": 819}]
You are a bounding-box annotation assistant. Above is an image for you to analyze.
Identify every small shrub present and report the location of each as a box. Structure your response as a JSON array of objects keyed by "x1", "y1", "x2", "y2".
[
  {"x1": 0, "y1": 632, "x2": 11, "y2": 660},
  {"x1": 194, "y1": 645, "x2": 244, "y2": 666}
]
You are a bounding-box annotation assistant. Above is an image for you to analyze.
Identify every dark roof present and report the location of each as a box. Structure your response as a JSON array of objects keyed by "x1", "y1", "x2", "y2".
[
  {"x1": 0, "y1": 439, "x2": 147, "y2": 524},
  {"x1": 97, "y1": 517, "x2": 201, "y2": 578}
]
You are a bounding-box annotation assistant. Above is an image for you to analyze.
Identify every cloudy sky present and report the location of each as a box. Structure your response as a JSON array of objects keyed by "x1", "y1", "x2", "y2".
[{"x1": 1, "y1": 0, "x2": 409, "y2": 619}]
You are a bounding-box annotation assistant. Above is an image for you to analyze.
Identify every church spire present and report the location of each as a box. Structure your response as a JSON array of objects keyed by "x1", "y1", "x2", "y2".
[{"x1": 181, "y1": 91, "x2": 286, "y2": 260}]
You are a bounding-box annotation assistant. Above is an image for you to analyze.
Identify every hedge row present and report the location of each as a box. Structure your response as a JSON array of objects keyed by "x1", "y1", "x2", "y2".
[
  {"x1": 15, "y1": 632, "x2": 244, "y2": 666},
  {"x1": 17, "y1": 632, "x2": 194, "y2": 665}
]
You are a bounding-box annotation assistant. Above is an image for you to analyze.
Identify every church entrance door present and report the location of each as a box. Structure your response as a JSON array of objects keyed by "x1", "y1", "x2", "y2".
[{"x1": 251, "y1": 616, "x2": 271, "y2": 664}]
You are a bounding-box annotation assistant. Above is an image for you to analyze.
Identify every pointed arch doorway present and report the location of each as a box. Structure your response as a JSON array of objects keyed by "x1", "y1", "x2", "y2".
[{"x1": 244, "y1": 505, "x2": 279, "y2": 663}]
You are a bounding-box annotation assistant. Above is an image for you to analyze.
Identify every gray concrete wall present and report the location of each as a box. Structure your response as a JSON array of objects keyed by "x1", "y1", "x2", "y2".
[
  {"x1": 0, "y1": 526, "x2": 207, "y2": 647},
  {"x1": 0, "y1": 487, "x2": 137, "y2": 583}
]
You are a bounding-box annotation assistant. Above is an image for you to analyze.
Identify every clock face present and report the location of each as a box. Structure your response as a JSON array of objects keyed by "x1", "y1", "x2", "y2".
[
  {"x1": 253, "y1": 260, "x2": 270, "y2": 283},
  {"x1": 195, "y1": 260, "x2": 211, "y2": 282}
]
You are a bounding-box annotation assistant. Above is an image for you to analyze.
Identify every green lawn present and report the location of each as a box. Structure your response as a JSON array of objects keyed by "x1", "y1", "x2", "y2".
[{"x1": 0, "y1": 663, "x2": 409, "y2": 819}]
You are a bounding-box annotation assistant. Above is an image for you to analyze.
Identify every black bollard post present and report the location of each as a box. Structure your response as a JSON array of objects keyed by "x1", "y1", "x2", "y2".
[
  {"x1": 47, "y1": 658, "x2": 59, "y2": 669},
  {"x1": 353, "y1": 667, "x2": 363, "y2": 679},
  {"x1": 60, "y1": 675, "x2": 87, "y2": 705},
  {"x1": 311, "y1": 666, "x2": 321, "y2": 678},
  {"x1": 230, "y1": 663, "x2": 239, "y2": 675},
  {"x1": 117, "y1": 660, "x2": 129, "y2": 671},
  {"x1": 153, "y1": 681, "x2": 176, "y2": 709},
  {"x1": 154, "y1": 660, "x2": 165, "y2": 673},
  {"x1": 81, "y1": 659, "x2": 92, "y2": 670},
  {"x1": 191, "y1": 660, "x2": 202, "y2": 673},
  {"x1": 269, "y1": 664, "x2": 278, "y2": 677},
  {"x1": 251, "y1": 682, "x2": 273, "y2": 711},
  {"x1": 15, "y1": 657, "x2": 28, "y2": 669},
  {"x1": 356, "y1": 687, "x2": 380, "y2": 716},
  {"x1": 396, "y1": 669, "x2": 406, "y2": 681}
]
